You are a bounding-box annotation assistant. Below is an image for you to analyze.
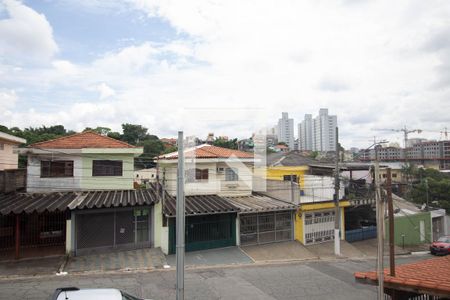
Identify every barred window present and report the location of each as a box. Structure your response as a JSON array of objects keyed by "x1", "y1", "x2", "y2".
[
  {"x1": 186, "y1": 168, "x2": 209, "y2": 182},
  {"x1": 225, "y1": 168, "x2": 238, "y2": 181},
  {"x1": 92, "y1": 160, "x2": 123, "y2": 176},
  {"x1": 41, "y1": 161, "x2": 73, "y2": 178}
]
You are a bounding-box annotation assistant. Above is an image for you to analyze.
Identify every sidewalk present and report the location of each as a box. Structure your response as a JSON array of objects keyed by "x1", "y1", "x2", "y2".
[
  {"x1": 241, "y1": 241, "x2": 317, "y2": 262},
  {"x1": 166, "y1": 246, "x2": 253, "y2": 267}
]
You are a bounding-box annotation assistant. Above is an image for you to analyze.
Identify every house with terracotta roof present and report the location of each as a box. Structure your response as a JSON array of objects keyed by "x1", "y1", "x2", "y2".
[
  {"x1": 0, "y1": 131, "x2": 165, "y2": 259},
  {"x1": 156, "y1": 144, "x2": 297, "y2": 254}
]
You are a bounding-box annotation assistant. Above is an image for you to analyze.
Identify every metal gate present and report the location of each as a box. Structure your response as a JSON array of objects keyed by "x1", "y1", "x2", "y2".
[
  {"x1": 0, "y1": 212, "x2": 66, "y2": 260},
  {"x1": 240, "y1": 211, "x2": 293, "y2": 246},
  {"x1": 304, "y1": 210, "x2": 335, "y2": 245},
  {"x1": 75, "y1": 207, "x2": 152, "y2": 255},
  {"x1": 169, "y1": 213, "x2": 236, "y2": 254}
]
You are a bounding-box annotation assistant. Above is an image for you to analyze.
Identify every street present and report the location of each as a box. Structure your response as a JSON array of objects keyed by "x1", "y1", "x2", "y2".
[{"x1": 0, "y1": 255, "x2": 431, "y2": 300}]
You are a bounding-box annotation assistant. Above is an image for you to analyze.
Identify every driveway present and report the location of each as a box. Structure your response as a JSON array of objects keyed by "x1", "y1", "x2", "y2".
[
  {"x1": 0, "y1": 255, "x2": 65, "y2": 278},
  {"x1": 241, "y1": 241, "x2": 317, "y2": 262},
  {"x1": 166, "y1": 246, "x2": 253, "y2": 267},
  {"x1": 64, "y1": 248, "x2": 167, "y2": 274}
]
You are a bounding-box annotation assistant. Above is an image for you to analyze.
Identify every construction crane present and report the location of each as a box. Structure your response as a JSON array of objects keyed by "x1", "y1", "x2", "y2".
[{"x1": 372, "y1": 126, "x2": 422, "y2": 148}]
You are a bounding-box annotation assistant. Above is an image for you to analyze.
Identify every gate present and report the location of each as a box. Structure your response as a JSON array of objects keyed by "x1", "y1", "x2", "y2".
[
  {"x1": 304, "y1": 210, "x2": 335, "y2": 245},
  {"x1": 345, "y1": 226, "x2": 377, "y2": 243},
  {"x1": 0, "y1": 212, "x2": 67, "y2": 260},
  {"x1": 75, "y1": 207, "x2": 152, "y2": 255},
  {"x1": 240, "y1": 211, "x2": 293, "y2": 246},
  {"x1": 169, "y1": 213, "x2": 236, "y2": 254}
]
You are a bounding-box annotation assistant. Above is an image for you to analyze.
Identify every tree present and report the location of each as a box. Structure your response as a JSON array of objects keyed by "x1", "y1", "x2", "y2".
[
  {"x1": 121, "y1": 123, "x2": 148, "y2": 145},
  {"x1": 310, "y1": 151, "x2": 319, "y2": 159},
  {"x1": 213, "y1": 138, "x2": 238, "y2": 149},
  {"x1": 83, "y1": 126, "x2": 112, "y2": 136}
]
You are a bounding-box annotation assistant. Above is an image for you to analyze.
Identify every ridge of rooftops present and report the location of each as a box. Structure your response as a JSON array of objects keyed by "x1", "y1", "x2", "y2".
[{"x1": 157, "y1": 144, "x2": 255, "y2": 161}]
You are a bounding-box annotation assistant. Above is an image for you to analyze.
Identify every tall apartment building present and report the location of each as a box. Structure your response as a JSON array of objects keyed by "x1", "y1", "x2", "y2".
[
  {"x1": 277, "y1": 112, "x2": 295, "y2": 150},
  {"x1": 298, "y1": 114, "x2": 313, "y2": 151},
  {"x1": 298, "y1": 109, "x2": 337, "y2": 152}
]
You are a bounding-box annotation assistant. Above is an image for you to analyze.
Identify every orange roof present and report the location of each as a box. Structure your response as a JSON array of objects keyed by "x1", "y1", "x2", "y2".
[
  {"x1": 28, "y1": 131, "x2": 136, "y2": 149},
  {"x1": 159, "y1": 144, "x2": 253, "y2": 160},
  {"x1": 354, "y1": 256, "x2": 450, "y2": 296}
]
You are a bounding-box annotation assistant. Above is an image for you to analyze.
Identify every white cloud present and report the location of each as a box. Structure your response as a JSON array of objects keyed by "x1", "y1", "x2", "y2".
[
  {"x1": 0, "y1": 89, "x2": 17, "y2": 110},
  {"x1": 0, "y1": 0, "x2": 58, "y2": 63},
  {"x1": 96, "y1": 83, "x2": 116, "y2": 100},
  {"x1": 2, "y1": 0, "x2": 450, "y2": 147}
]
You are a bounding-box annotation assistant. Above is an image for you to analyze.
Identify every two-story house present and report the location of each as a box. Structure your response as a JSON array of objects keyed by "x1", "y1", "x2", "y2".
[
  {"x1": 0, "y1": 131, "x2": 26, "y2": 170},
  {"x1": 157, "y1": 144, "x2": 297, "y2": 254},
  {"x1": 0, "y1": 131, "x2": 163, "y2": 259}
]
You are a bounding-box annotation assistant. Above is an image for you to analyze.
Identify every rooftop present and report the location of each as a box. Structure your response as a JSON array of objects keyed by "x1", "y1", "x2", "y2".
[
  {"x1": 28, "y1": 131, "x2": 136, "y2": 149},
  {"x1": 0, "y1": 131, "x2": 26, "y2": 145},
  {"x1": 355, "y1": 256, "x2": 450, "y2": 298},
  {"x1": 267, "y1": 151, "x2": 316, "y2": 167},
  {"x1": 158, "y1": 144, "x2": 253, "y2": 160}
]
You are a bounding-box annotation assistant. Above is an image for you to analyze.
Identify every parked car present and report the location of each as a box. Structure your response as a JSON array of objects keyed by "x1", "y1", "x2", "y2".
[
  {"x1": 52, "y1": 287, "x2": 149, "y2": 300},
  {"x1": 430, "y1": 235, "x2": 450, "y2": 256}
]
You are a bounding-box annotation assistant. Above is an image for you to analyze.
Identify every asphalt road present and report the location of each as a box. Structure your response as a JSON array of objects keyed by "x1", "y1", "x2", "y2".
[{"x1": 0, "y1": 255, "x2": 432, "y2": 300}]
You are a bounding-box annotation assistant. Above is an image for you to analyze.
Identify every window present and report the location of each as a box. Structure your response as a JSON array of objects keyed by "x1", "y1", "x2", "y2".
[
  {"x1": 392, "y1": 173, "x2": 397, "y2": 178},
  {"x1": 41, "y1": 161, "x2": 73, "y2": 178},
  {"x1": 0, "y1": 143, "x2": 3, "y2": 150},
  {"x1": 225, "y1": 168, "x2": 238, "y2": 181},
  {"x1": 92, "y1": 160, "x2": 123, "y2": 176},
  {"x1": 186, "y1": 168, "x2": 209, "y2": 182},
  {"x1": 283, "y1": 175, "x2": 298, "y2": 182}
]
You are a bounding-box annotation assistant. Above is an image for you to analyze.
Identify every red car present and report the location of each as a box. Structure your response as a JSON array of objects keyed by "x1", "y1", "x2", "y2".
[{"x1": 430, "y1": 235, "x2": 450, "y2": 256}]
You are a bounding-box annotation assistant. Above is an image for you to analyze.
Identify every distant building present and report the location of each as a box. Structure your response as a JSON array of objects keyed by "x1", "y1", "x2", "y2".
[
  {"x1": 277, "y1": 112, "x2": 295, "y2": 150},
  {"x1": 206, "y1": 133, "x2": 214, "y2": 144},
  {"x1": 298, "y1": 109, "x2": 337, "y2": 152},
  {"x1": 298, "y1": 114, "x2": 313, "y2": 151}
]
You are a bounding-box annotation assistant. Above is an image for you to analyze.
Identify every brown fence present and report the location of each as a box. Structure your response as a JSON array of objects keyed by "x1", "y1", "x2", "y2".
[{"x1": 0, "y1": 169, "x2": 26, "y2": 193}]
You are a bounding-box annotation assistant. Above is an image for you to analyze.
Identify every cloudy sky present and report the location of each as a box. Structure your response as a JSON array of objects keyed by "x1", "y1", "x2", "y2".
[{"x1": 1, "y1": 0, "x2": 450, "y2": 148}]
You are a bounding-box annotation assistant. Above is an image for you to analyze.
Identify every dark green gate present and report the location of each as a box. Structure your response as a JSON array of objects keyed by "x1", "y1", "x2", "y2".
[{"x1": 169, "y1": 213, "x2": 236, "y2": 254}]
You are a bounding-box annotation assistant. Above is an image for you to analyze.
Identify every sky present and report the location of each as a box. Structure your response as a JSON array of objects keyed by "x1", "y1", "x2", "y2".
[{"x1": 1, "y1": 0, "x2": 450, "y2": 148}]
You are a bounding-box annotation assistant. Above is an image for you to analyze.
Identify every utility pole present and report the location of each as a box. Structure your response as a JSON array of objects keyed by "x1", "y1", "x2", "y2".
[
  {"x1": 386, "y1": 168, "x2": 395, "y2": 277},
  {"x1": 176, "y1": 131, "x2": 185, "y2": 300},
  {"x1": 425, "y1": 178, "x2": 429, "y2": 211},
  {"x1": 374, "y1": 143, "x2": 384, "y2": 300},
  {"x1": 334, "y1": 127, "x2": 341, "y2": 256},
  {"x1": 290, "y1": 174, "x2": 295, "y2": 204}
]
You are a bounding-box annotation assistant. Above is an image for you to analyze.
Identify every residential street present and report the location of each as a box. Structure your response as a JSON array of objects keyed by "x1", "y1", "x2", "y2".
[{"x1": 0, "y1": 255, "x2": 431, "y2": 300}]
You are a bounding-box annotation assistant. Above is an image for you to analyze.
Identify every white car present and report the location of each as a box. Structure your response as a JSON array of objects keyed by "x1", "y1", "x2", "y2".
[{"x1": 52, "y1": 287, "x2": 149, "y2": 300}]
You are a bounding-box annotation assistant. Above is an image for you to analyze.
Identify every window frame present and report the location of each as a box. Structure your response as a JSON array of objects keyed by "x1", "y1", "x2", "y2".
[
  {"x1": 225, "y1": 167, "x2": 239, "y2": 181},
  {"x1": 186, "y1": 168, "x2": 209, "y2": 182},
  {"x1": 40, "y1": 160, "x2": 74, "y2": 178},
  {"x1": 92, "y1": 160, "x2": 123, "y2": 177}
]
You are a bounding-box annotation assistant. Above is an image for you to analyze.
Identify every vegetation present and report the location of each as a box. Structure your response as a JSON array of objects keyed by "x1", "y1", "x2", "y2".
[
  {"x1": 212, "y1": 137, "x2": 238, "y2": 149},
  {"x1": 407, "y1": 167, "x2": 450, "y2": 213}
]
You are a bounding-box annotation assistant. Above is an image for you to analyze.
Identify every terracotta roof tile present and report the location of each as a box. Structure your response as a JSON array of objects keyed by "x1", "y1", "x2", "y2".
[
  {"x1": 159, "y1": 144, "x2": 253, "y2": 160},
  {"x1": 28, "y1": 131, "x2": 136, "y2": 149},
  {"x1": 354, "y1": 256, "x2": 450, "y2": 296}
]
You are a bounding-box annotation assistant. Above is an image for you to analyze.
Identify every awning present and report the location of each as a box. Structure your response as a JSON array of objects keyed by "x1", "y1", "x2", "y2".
[
  {"x1": 0, "y1": 192, "x2": 77, "y2": 215},
  {"x1": 163, "y1": 194, "x2": 239, "y2": 217},
  {"x1": 0, "y1": 189, "x2": 160, "y2": 215},
  {"x1": 224, "y1": 194, "x2": 297, "y2": 213}
]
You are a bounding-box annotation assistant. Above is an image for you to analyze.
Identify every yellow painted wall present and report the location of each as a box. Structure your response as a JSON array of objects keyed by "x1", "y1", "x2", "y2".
[
  {"x1": 294, "y1": 201, "x2": 349, "y2": 244},
  {"x1": 265, "y1": 166, "x2": 309, "y2": 187}
]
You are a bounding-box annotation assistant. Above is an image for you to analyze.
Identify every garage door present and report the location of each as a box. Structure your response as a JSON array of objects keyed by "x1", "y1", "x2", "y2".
[
  {"x1": 169, "y1": 213, "x2": 236, "y2": 254},
  {"x1": 240, "y1": 211, "x2": 293, "y2": 246},
  {"x1": 304, "y1": 210, "x2": 335, "y2": 245},
  {"x1": 75, "y1": 208, "x2": 152, "y2": 255}
]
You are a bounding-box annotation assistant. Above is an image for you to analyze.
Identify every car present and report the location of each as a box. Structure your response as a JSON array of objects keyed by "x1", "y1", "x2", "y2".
[
  {"x1": 430, "y1": 235, "x2": 450, "y2": 256},
  {"x1": 52, "y1": 287, "x2": 150, "y2": 300}
]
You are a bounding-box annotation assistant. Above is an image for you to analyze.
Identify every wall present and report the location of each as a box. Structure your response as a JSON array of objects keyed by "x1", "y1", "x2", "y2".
[
  {"x1": 386, "y1": 212, "x2": 432, "y2": 246},
  {"x1": 261, "y1": 179, "x2": 300, "y2": 204},
  {"x1": 301, "y1": 175, "x2": 345, "y2": 203},
  {"x1": 0, "y1": 142, "x2": 19, "y2": 170},
  {"x1": 81, "y1": 153, "x2": 135, "y2": 190},
  {"x1": 160, "y1": 161, "x2": 253, "y2": 197},
  {"x1": 153, "y1": 201, "x2": 162, "y2": 248},
  {"x1": 27, "y1": 154, "x2": 82, "y2": 193}
]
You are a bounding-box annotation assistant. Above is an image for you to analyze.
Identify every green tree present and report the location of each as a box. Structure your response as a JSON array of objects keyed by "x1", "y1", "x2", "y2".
[
  {"x1": 121, "y1": 123, "x2": 148, "y2": 145},
  {"x1": 213, "y1": 138, "x2": 238, "y2": 149}
]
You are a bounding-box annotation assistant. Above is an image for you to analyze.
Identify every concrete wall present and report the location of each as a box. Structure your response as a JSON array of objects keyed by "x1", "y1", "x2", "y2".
[
  {"x1": 161, "y1": 161, "x2": 253, "y2": 197},
  {"x1": 81, "y1": 153, "x2": 134, "y2": 190},
  {"x1": 0, "y1": 142, "x2": 19, "y2": 170},
  {"x1": 160, "y1": 226, "x2": 169, "y2": 255},
  {"x1": 27, "y1": 154, "x2": 82, "y2": 193},
  {"x1": 386, "y1": 212, "x2": 432, "y2": 246},
  {"x1": 153, "y1": 201, "x2": 162, "y2": 248}
]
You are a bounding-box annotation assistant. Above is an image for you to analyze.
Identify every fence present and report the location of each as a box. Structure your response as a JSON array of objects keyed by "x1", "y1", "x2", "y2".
[
  {"x1": 345, "y1": 226, "x2": 377, "y2": 243},
  {"x1": 0, "y1": 169, "x2": 26, "y2": 193}
]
